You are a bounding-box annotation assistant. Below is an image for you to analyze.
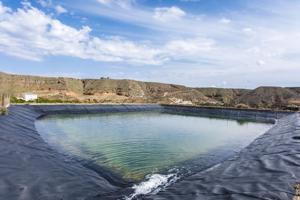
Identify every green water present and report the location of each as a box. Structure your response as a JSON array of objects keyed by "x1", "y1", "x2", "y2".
[{"x1": 35, "y1": 112, "x2": 272, "y2": 180}]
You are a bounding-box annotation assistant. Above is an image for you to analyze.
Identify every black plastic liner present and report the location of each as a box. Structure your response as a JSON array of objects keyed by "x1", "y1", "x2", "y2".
[{"x1": 0, "y1": 104, "x2": 298, "y2": 200}]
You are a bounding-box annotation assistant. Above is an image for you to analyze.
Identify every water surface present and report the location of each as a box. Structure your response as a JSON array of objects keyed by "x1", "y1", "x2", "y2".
[{"x1": 35, "y1": 112, "x2": 272, "y2": 181}]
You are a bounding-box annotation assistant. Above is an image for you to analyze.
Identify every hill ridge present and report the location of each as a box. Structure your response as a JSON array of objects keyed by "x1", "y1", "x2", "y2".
[{"x1": 0, "y1": 72, "x2": 299, "y2": 110}]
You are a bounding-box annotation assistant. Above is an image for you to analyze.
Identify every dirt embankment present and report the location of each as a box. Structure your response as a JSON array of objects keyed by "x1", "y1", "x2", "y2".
[{"x1": 1, "y1": 72, "x2": 299, "y2": 110}]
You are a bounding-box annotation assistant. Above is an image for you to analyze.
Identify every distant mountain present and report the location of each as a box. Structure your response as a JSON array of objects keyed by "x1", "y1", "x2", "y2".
[{"x1": 0, "y1": 72, "x2": 299, "y2": 111}]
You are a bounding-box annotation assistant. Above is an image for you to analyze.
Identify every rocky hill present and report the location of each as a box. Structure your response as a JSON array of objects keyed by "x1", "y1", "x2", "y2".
[
  {"x1": 0, "y1": 72, "x2": 83, "y2": 94},
  {"x1": 1, "y1": 72, "x2": 299, "y2": 110},
  {"x1": 196, "y1": 88, "x2": 250, "y2": 106},
  {"x1": 236, "y1": 87, "x2": 298, "y2": 109}
]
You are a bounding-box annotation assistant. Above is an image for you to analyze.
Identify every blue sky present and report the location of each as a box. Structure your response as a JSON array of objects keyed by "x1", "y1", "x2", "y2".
[{"x1": 0, "y1": 0, "x2": 300, "y2": 88}]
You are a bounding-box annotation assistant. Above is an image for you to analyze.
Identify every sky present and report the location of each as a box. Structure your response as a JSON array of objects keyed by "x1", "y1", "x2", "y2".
[{"x1": 0, "y1": 0, "x2": 300, "y2": 88}]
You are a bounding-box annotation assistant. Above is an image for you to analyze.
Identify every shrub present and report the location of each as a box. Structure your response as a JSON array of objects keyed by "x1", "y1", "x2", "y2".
[
  {"x1": 36, "y1": 97, "x2": 80, "y2": 104},
  {"x1": 11, "y1": 96, "x2": 81, "y2": 104},
  {"x1": 10, "y1": 96, "x2": 26, "y2": 103},
  {"x1": 0, "y1": 107, "x2": 8, "y2": 115},
  {"x1": 36, "y1": 97, "x2": 62, "y2": 103}
]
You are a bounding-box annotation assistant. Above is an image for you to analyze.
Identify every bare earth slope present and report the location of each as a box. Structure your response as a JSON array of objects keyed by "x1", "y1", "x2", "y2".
[
  {"x1": 1, "y1": 72, "x2": 300, "y2": 110},
  {"x1": 0, "y1": 72, "x2": 83, "y2": 97},
  {"x1": 237, "y1": 86, "x2": 300, "y2": 109},
  {"x1": 196, "y1": 87, "x2": 250, "y2": 106}
]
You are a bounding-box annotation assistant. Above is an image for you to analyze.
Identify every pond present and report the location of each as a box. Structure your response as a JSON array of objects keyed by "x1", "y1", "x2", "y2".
[{"x1": 35, "y1": 111, "x2": 272, "y2": 184}]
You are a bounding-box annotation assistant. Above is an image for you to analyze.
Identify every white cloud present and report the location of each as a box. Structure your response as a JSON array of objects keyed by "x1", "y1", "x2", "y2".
[
  {"x1": 153, "y1": 6, "x2": 186, "y2": 22},
  {"x1": 0, "y1": 3, "x2": 164, "y2": 64},
  {"x1": 165, "y1": 38, "x2": 215, "y2": 57},
  {"x1": 76, "y1": 1, "x2": 212, "y2": 35},
  {"x1": 37, "y1": 0, "x2": 51, "y2": 8},
  {"x1": 220, "y1": 18, "x2": 231, "y2": 24},
  {"x1": 0, "y1": 2, "x2": 223, "y2": 66},
  {"x1": 97, "y1": 0, "x2": 111, "y2": 5},
  {"x1": 256, "y1": 60, "x2": 265, "y2": 66},
  {"x1": 243, "y1": 27, "x2": 255, "y2": 34},
  {"x1": 55, "y1": 5, "x2": 67, "y2": 14},
  {"x1": 0, "y1": 2, "x2": 10, "y2": 15},
  {"x1": 97, "y1": 0, "x2": 134, "y2": 8},
  {"x1": 2, "y1": 1, "x2": 300, "y2": 87},
  {"x1": 37, "y1": 0, "x2": 67, "y2": 15}
]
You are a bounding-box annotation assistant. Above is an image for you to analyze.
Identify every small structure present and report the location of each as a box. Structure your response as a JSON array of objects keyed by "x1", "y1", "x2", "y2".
[
  {"x1": 22, "y1": 93, "x2": 38, "y2": 102},
  {"x1": 0, "y1": 93, "x2": 10, "y2": 108}
]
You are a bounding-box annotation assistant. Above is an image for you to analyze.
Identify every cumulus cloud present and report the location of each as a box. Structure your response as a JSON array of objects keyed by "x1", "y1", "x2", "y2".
[
  {"x1": 55, "y1": 5, "x2": 67, "y2": 14},
  {"x1": 2, "y1": 0, "x2": 300, "y2": 87},
  {"x1": 0, "y1": 2, "x2": 164, "y2": 64},
  {"x1": 46, "y1": 0, "x2": 300, "y2": 87},
  {"x1": 0, "y1": 2, "x2": 10, "y2": 14},
  {"x1": 0, "y1": 2, "x2": 223, "y2": 65},
  {"x1": 153, "y1": 6, "x2": 186, "y2": 22}
]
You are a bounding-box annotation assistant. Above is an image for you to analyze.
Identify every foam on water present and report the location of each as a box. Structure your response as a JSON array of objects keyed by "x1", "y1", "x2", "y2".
[{"x1": 124, "y1": 172, "x2": 179, "y2": 200}]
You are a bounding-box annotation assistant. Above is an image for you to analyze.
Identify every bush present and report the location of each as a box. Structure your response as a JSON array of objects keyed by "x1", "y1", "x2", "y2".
[
  {"x1": 0, "y1": 107, "x2": 8, "y2": 115},
  {"x1": 36, "y1": 97, "x2": 63, "y2": 103},
  {"x1": 36, "y1": 97, "x2": 80, "y2": 104},
  {"x1": 10, "y1": 96, "x2": 26, "y2": 103},
  {"x1": 11, "y1": 96, "x2": 81, "y2": 104}
]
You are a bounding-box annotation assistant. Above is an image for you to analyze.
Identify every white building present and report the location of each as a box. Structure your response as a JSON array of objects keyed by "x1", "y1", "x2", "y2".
[{"x1": 22, "y1": 93, "x2": 38, "y2": 101}]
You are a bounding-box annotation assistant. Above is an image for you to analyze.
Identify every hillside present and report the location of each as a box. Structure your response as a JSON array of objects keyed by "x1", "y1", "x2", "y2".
[
  {"x1": 237, "y1": 87, "x2": 300, "y2": 109},
  {"x1": 196, "y1": 88, "x2": 250, "y2": 106},
  {"x1": 0, "y1": 72, "x2": 299, "y2": 110}
]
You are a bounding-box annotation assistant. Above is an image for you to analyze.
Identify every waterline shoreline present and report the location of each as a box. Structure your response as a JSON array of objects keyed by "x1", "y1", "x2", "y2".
[{"x1": 0, "y1": 104, "x2": 298, "y2": 200}]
